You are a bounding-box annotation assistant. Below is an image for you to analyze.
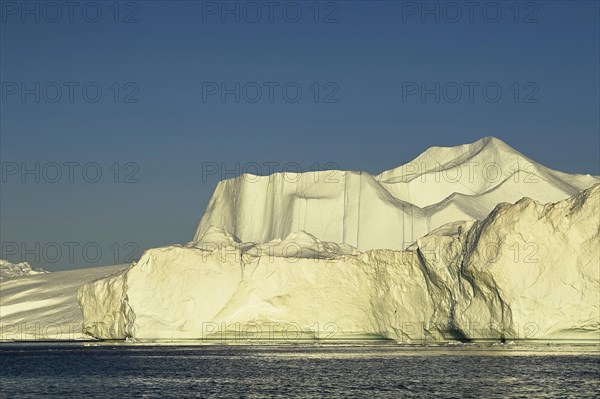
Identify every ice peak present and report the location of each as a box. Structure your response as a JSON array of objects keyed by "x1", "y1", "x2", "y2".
[{"x1": 376, "y1": 136, "x2": 524, "y2": 182}]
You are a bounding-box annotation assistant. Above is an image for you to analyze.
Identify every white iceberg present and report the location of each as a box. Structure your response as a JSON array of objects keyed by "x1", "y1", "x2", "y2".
[
  {"x1": 2, "y1": 137, "x2": 598, "y2": 343},
  {"x1": 77, "y1": 184, "x2": 600, "y2": 342},
  {"x1": 0, "y1": 264, "x2": 126, "y2": 340},
  {"x1": 0, "y1": 259, "x2": 48, "y2": 280}
]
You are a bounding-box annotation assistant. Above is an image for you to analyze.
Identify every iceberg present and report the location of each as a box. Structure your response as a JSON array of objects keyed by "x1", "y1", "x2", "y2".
[
  {"x1": 0, "y1": 264, "x2": 126, "y2": 340},
  {"x1": 78, "y1": 184, "x2": 600, "y2": 342},
  {"x1": 0, "y1": 260, "x2": 48, "y2": 280},
  {"x1": 2, "y1": 137, "x2": 598, "y2": 343}
]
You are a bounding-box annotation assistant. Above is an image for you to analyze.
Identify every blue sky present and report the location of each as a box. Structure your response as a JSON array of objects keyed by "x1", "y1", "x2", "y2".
[{"x1": 1, "y1": 0, "x2": 599, "y2": 270}]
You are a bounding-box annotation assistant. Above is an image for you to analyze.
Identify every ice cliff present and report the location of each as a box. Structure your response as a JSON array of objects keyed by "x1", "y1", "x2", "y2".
[
  {"x1": 194, "y1": 137, "x2": 598, "y2": 251},
  {"x1": 78, "y1": 184, "x2": 600, "y2": 342}
]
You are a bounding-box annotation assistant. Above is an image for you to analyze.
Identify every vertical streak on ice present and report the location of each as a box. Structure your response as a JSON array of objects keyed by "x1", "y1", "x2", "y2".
[
  {"x1": 402, "y1": 198, "x2": 405, "y2": 249},
  {"x1": 410, "y1": 205, "x2": 414, "y2": 247},
  {"x1": 357, "y1": 171, "x2": 362, "y2": 248},
  {"x1": 232, "y1": 178, "x2": 238, "y2": 238},
  {"x1": 343, "y1": 171, "x2": 347, "y2": 244}
]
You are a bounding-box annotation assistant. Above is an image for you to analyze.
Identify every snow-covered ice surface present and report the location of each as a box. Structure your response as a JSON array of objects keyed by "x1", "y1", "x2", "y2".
[
  {"x1": 78, "y1": 184, "x2": 600, "y2": 342},
  {"x1": 194, "y1": 137, "x2": 599, "y2": 251},
  {"x1": 0, "y1": 265, "x2": 127, "y2": 340},
  {"x1": 0, "y1": 260, "x2": 48, "y2": 280}
]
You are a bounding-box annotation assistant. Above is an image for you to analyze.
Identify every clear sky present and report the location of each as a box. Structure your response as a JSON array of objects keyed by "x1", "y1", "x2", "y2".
[{"x1": 1, "y1": 0, "x2": 599, "y2": 270}]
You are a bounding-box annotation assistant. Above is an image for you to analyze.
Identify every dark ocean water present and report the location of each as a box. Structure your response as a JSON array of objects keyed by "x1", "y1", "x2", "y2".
[{"x1": 0, "y1": 344, "x2": 598, "y2": 398}]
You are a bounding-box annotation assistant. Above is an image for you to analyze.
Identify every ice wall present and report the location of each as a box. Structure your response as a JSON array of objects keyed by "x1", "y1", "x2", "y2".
[
  {"x1": 79, "y1": 184, "x2": 600, "y2": 342},
  {"x1": 194, "y1": 137, "x2": 599, "y2": 251}
]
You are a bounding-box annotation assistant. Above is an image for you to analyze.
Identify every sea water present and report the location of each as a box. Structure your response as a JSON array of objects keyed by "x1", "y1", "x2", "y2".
[{"x1": 0, "y1": 344, "x2": 598, "y2": 398}]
